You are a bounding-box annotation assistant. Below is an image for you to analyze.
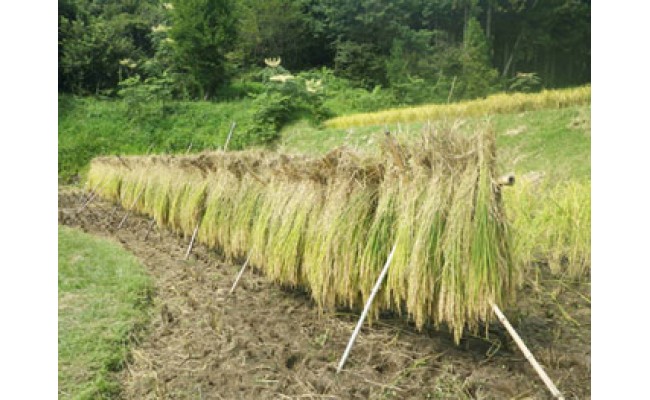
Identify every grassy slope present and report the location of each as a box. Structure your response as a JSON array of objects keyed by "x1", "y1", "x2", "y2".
[
  {"x1": 58, "y1": 96, "x2": 256, "y2": 182},
  {"x1": 59, "y1": 225, "x2": 152, "y2": 399},
  {"x1": 280, "y1": 105, "x2": 591, "y2": 182}
]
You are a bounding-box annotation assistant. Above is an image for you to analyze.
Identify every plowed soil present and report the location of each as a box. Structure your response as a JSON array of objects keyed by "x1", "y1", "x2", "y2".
[{"x1": 59, "y1": 188, "x2": 590, "y2": 399}]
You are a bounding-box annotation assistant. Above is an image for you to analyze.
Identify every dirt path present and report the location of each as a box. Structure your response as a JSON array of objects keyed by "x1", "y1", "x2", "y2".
[{"x1": 59, "y1": 188, "x2": 590, "y2": 399}]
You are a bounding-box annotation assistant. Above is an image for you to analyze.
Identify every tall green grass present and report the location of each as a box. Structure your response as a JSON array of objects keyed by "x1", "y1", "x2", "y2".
[
  {"x1": 59, "y1": 95, "x2": 257, "y2": 183},
  {"x1": 505, "y1": 179, "x2": 591, "y2": 278}
]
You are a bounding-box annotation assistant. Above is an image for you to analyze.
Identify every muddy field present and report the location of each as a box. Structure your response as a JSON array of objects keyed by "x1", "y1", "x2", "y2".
[{"x1": 59, "y1": 188, "x2": 590, "y2": 399}]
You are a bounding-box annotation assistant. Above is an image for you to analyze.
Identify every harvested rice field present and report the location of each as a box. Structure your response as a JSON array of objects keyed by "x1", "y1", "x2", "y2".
[
  {"x1": 59, "y1": 188, "x2": 590, "y2": 399},
  {"x1": 59, "y1": 125, "x2": 590, "y2": 399}
]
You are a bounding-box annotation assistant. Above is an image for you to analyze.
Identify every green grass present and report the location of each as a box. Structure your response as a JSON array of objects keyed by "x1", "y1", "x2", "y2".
[
  {"x1": 58, "y1": 95, "x2": 257, "y2": 183},
  {"x1": 280, "y1": 105, "x2": 591, "y2": 182},
  {"x1": 58, "y1": 225, "x2": 152, "y2": 399}
]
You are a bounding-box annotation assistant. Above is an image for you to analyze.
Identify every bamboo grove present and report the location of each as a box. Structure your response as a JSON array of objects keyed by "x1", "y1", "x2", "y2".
[{"x1": 88, "y1": 126, "x2": 520, "y2": 342}]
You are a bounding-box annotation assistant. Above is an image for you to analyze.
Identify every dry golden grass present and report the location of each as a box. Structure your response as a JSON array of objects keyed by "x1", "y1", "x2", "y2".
[{"x1": 325, "y1": 86, "x2": 591, "y2": 129}]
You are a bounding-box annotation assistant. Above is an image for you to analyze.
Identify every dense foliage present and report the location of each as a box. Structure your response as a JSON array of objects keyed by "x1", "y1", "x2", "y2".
[
  {"x1": 59, "y1": 0, "x2": 590, "y2": 99},
  {"x1": 59, "y1": 0, "x2": 590, "y2": 182}
]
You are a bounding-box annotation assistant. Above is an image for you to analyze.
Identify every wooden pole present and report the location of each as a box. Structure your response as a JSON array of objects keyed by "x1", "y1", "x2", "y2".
[
  {"x1": 229, "y1": 252, "x2": 252, "y2": 295},
  {"x1": 447, "y1": 76, "x2": 457, "y2": 104},
  {"x1": 184, "y1": 224, "x2": 200, "y2": 260},
  {"x1": 491, "y1": 303, "x2": 565, "y2": 400},
  {"x1": 223, "y1": 121, "x2": 236, "y2": 151},
  {"x1": 144, "y1": 218, "x2": 156, "y2": 241},
  {"x1": 108, "y1": 206, "x2": 118, "y2": 222},
  {"x1": 497, "y1": 173, "x2": 515, "y2": 187},
  {"x1": 337, "y1": 244, "x2": 397, "y2": 373},
  {"x1": 115, "y1": 155, "x2": 132, "y2": 170},
  {"x1": 76, "y1": 180, "x2": 105, "y2": 213},
  {"x1": 77, "y1": 191, "x2": 100, "y2": 214},
  {"x1": 77, "y1": 182, "x2": 93, "y2": 205},
  {"x1": 117, "y1": 188, "x2": 144, "y2": 229}
]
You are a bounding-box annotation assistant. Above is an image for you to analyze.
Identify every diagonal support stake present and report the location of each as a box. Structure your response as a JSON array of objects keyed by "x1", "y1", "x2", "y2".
[
  {"x1": 77, "y1": 191, "x2": 100, "y2": 214},
  {"x1": 184, "y1": 224, "x2": 200, "y2": 260},
  {"x1": 76, "y1": 181, "x2": 105, "y2": 214},
  {"x1": 144, "y1": 218, "x2": 156, "y2": 241},
  {"x1": 223, "y1": 121, "x2": 236, "y2": 151},
  {"x1": 491, "y1": 302, "x2": 565, "y2": 400},
  {"x1": 337, "y1": 243, "x2": 397, "y2": 373},
  {"x1": 117, "y1": 188, "x2": 144, "y2": 230},
  {"x1": 229, "y1": 251, "x2": 252, "y2": 295}
]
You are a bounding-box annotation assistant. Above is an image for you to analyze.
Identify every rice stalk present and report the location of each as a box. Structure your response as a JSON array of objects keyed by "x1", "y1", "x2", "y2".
[{"x1": 86, "y1": 125, "x2": 521, "y2": 343}]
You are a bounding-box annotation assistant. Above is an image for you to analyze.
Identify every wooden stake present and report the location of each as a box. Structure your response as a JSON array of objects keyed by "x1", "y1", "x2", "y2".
[
  {"x1": 144, "y1": 218, "x2": 156, "y2": 241},
  {"x1": 337, "y1": 244, "x2": 397, "y2": 373},
  {"x1": 77, "y1": 183, "x2": 91, "y2": 205},
  {"x1": 76, "y1": 180, "x2": 105, "y2": 213},
  {"x1": 223, "y1": 121, "x2": 236, "y2": 151},
  {"x1": 108, "y1": 206, "x2": 118, "y2": 222},
  {"x1": 184, "y1": 224, "x2": 200, "y2": 260},
  {"x1": 497, "y1": 173, "x2": 516, "y2": 187},
  {"x1": 77, "y1": 191, "x2": 99, "y2": 214},
  {"x1": 447, "y1": 75, "x2": 457, "y2": 103},
  {"x1": 229, "y1": 252, "x2": 252, "y2": 295},
  {"x1": 491, "y1": 302, "x2": 565, "y2": 400},
  {"x1": 117, "y1": 188, "x2": 144, "y2": 229},
  {"x1": 115, "y1": 155, "x2": 132, "y2": 170}
]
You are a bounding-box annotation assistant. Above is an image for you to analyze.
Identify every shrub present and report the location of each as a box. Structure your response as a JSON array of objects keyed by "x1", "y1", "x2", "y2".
[{"x1": 243, "y1": 62, "x2": 332, "y2": 145}]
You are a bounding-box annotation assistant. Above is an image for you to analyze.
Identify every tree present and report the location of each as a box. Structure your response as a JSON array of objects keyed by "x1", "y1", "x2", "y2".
[
  {"x1": 458, "y1": 17, "x2": 498, "y2": 99},
  {"x1": 234, "y1": 0, "x2": 328, "y2": 70},
  {"x1": 169, "y1": 0, "x2": 237, "y2": 99},
  {"x1": 58, "y1": 0, "x2": 163, "y2": 94}
]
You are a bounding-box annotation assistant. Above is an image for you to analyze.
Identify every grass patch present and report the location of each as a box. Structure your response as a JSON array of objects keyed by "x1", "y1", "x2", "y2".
[
  {"x1": 58, "y1": 95, "x2": 257, "y2": 183},
  {"x1": 280, "y1": 105, "x2": 590, "y2": 182},
  {"x1": 59, "y1": 225, "x2": 152, "y2": 399}
]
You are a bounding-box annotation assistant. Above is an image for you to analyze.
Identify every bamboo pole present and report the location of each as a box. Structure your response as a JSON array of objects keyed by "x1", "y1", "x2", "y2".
[
  {"x1": 115, "y1": 155, "x2": 132, "y2": 170},
  {"x1": 117, "y1": 188, "x2": 144, "y2": 229},
  {"x1": 76, "y1": 180, "x2": 105, "y2": 213},
  {"x1": 184, "y1": 224, "x2": 200, "y2": 260},
  {"x1": 144, "y1": 218, "x2": 156, "y2": 241},
  {"x1": 77, "y1": 182, "x2": 93, "y2": 205},
  {"x1": 497, "y1": 173, "x2": 515, "y2": 186},
  {"x1": 337, "y1": 244, "x2": 397, "y2": 373},
  {"x1": 447, "y1": 75, "x2": 457, "y2": 103},
  {"x1": 108, "y1": 206, "x2": 118, "y2": 222},
  {"x1": 223, "y1": 121, "x2": 236, "y2": 151},
  {"x1": 229, "y1": 252, "x2": 252, "y2": 295},
  {"x1": 491, "y1": 302, "x2": 565, "y2": 400},
  {"x1": 77, "y1": 189, "x2": 102, "y2": 214}
]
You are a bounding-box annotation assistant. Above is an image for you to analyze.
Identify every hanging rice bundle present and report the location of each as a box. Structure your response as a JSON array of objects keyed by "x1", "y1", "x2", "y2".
[{"x1": 87, "y1": 125, "x2": 518, "y2": 343}]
